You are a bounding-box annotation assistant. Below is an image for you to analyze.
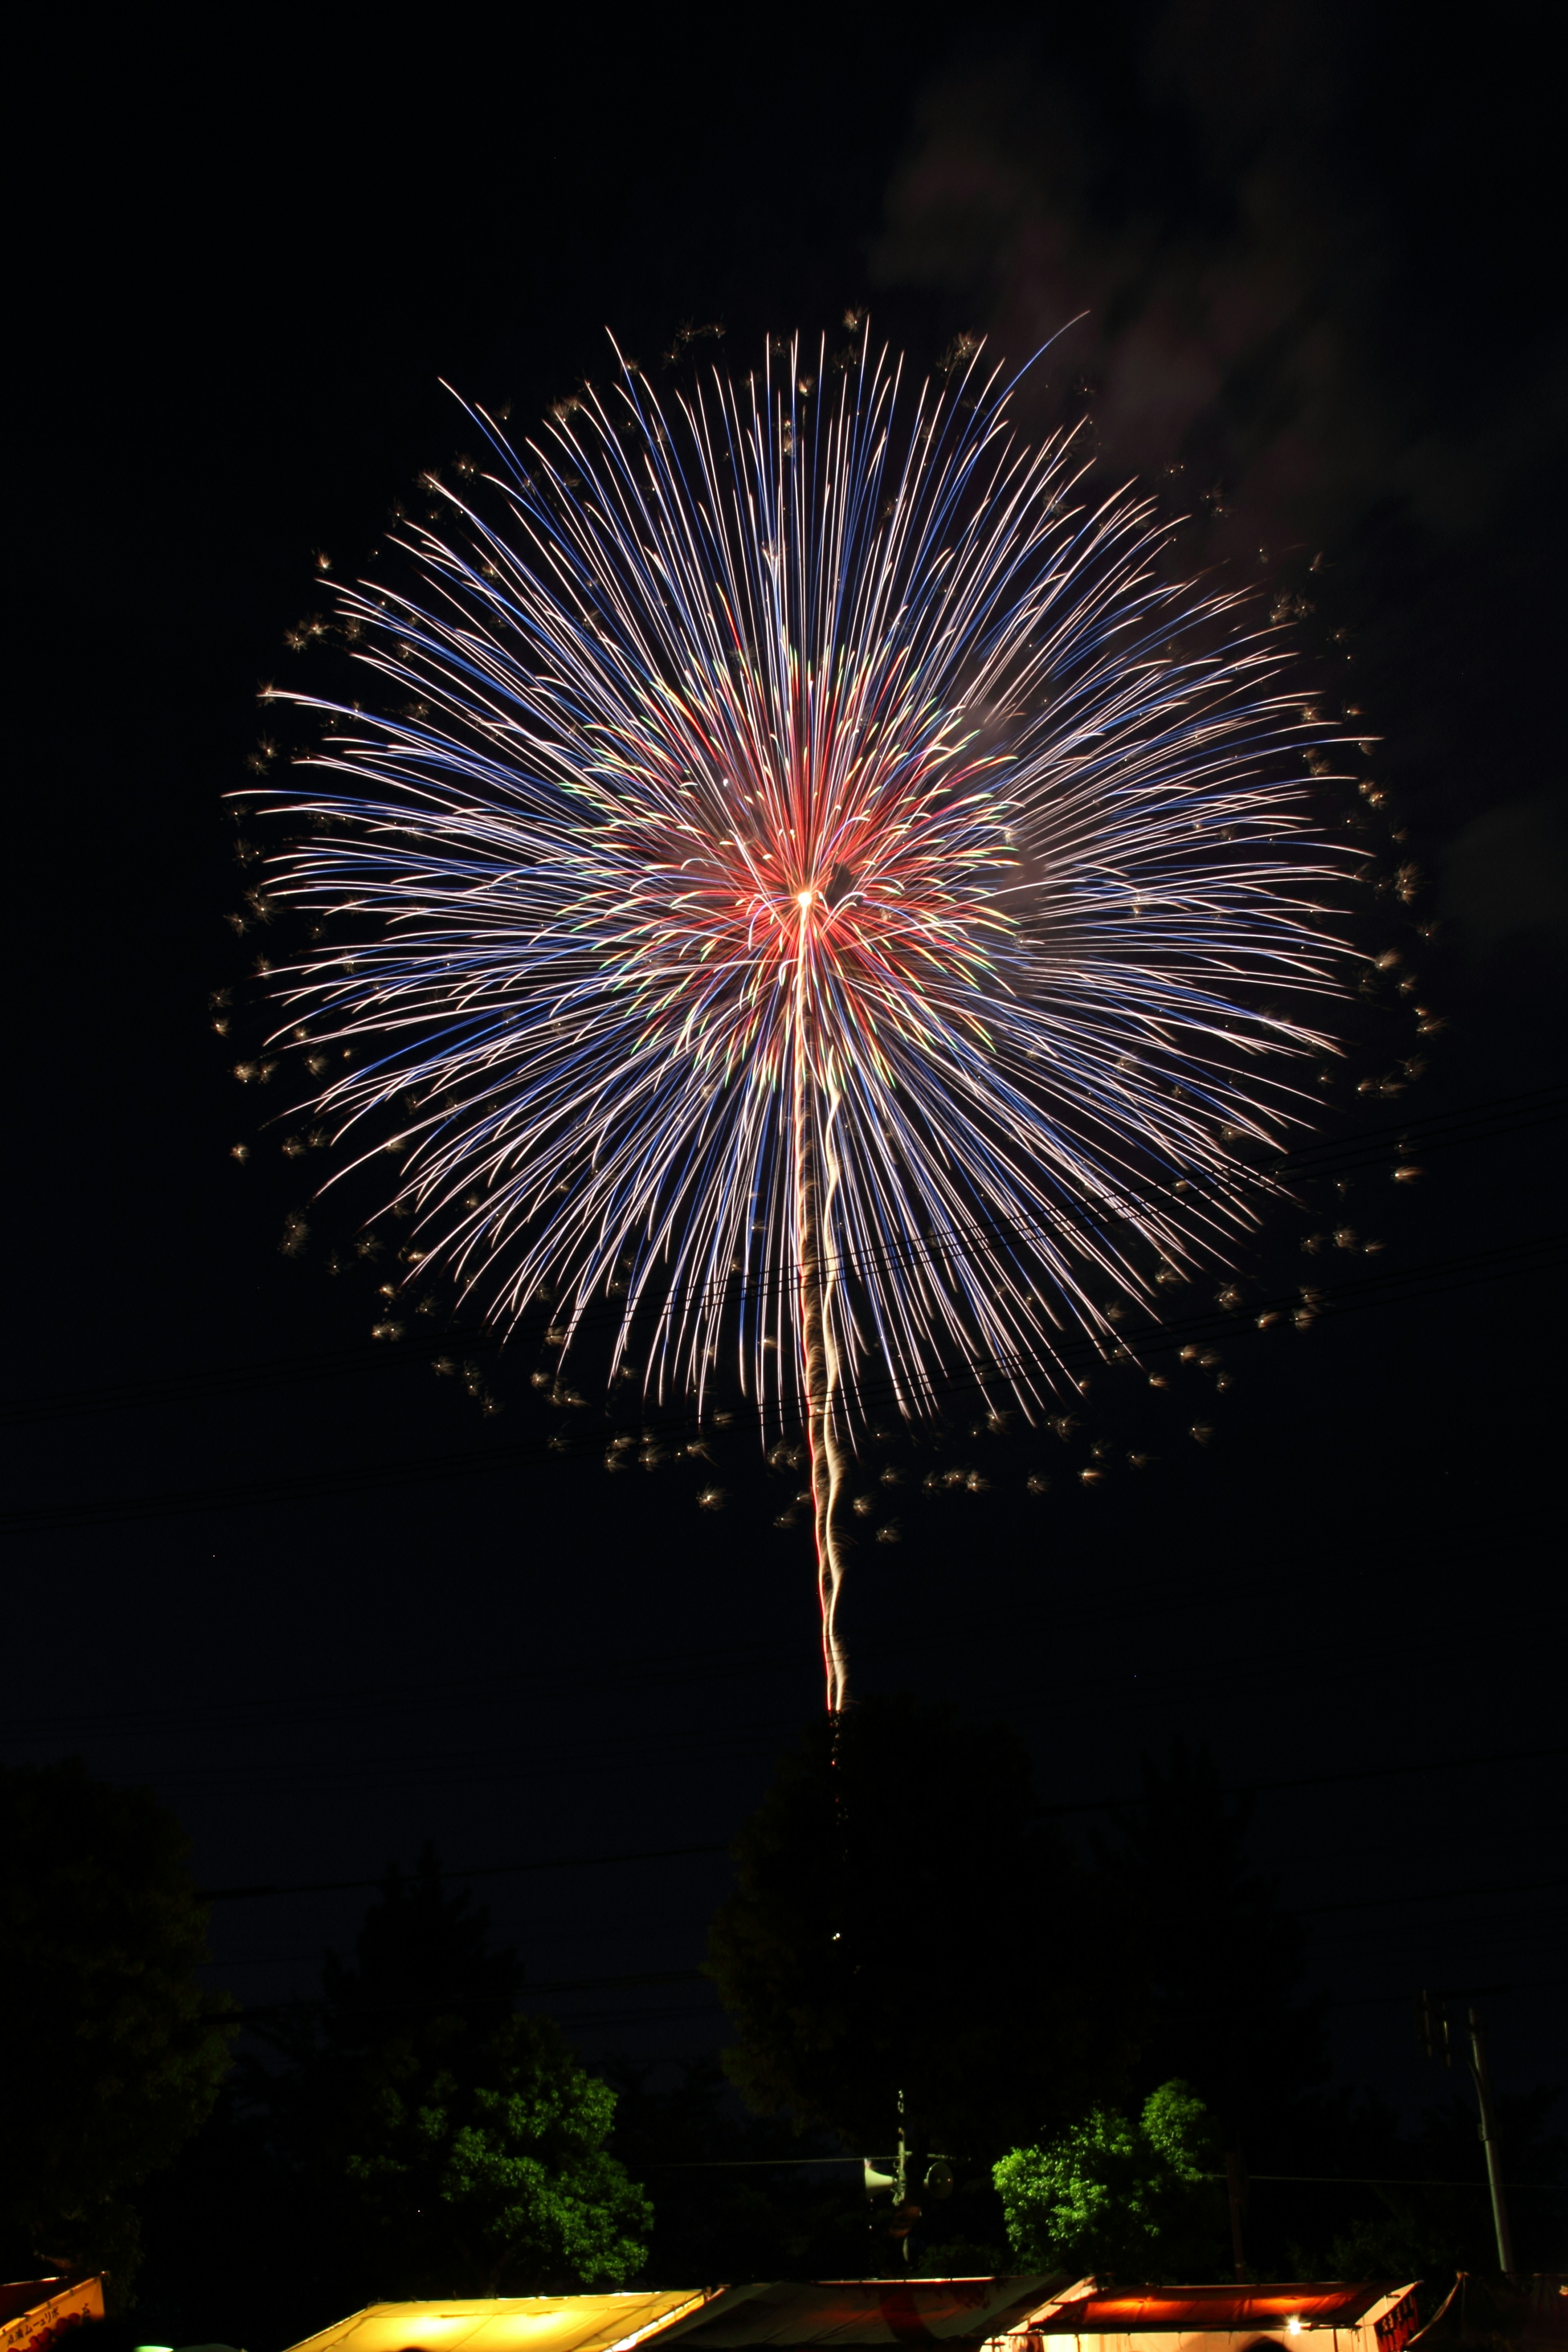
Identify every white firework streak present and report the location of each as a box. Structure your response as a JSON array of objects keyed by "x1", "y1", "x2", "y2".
[{"x1": 260, "y1": 333, "x2": 1356, "y2": 1706}]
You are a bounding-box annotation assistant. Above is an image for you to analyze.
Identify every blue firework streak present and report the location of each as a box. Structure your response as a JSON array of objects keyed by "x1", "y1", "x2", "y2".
[{"x1": 261, "y1": 333, "x2": 1353, "y2": 1705}]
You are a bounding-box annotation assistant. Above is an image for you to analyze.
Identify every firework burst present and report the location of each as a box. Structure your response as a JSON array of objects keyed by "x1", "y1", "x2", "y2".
[{"x1": 260, "y1": 332, "x2": 1352, "y2": 1707}]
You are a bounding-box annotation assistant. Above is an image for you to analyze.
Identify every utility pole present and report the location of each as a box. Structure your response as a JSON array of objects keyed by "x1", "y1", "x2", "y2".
[
  {"x1": 1467, "y1": 2005, "x2": 1516, "y2": 2276},
  {"x1": 1417, "y1": 1989, "x2": 1515, "y2": 2276},
  {"x1": 861, "y1": 2090, "x2": 952, "y2": 2269},
  {"x1": 864, "y1": 2089, "x2": 917, "y2": 2265},
  {"x1": 1224, "y1": 2150, "x2": 1248, "y2": 2283}
]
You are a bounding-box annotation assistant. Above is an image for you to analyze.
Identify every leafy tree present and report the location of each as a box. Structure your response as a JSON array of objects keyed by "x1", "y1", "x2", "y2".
[
  {"x1": 994, "y1": 2080, "x2": 1224, "y2": 2279},
  {"x1": 706, "y1": 1695, "x2": 1126, "y2": 2170},
  {"x1": 335, "y1": 2010, "x2": 649, "y2": 2292},
  {"x1": 0, "y1": 1760, "x2": 234, "y2": 2300},
  {"x1": 251, "y1": 1850, "x2": 648, "y2": 2303}
]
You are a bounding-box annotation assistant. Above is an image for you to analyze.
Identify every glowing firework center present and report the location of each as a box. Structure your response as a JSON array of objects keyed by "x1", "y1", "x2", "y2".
[{"x1": 265, "y1": 333, "x2": 1353, "y2": 1708}]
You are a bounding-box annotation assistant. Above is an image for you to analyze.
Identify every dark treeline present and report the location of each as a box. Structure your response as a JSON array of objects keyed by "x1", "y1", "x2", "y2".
[{"x1": 3, "y1": 1718, "x2": 1562, "y2": 2352}]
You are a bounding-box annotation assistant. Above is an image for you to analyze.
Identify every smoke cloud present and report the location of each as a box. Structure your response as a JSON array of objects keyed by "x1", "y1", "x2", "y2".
[{"x1": 867, "y1": 2, "x2": 1564, "y2": 958}]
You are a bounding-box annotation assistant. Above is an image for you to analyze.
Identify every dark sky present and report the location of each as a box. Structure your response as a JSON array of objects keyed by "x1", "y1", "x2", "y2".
[{"x1": 10, "y1": 0, "x2": 1565, "y2": 2138}]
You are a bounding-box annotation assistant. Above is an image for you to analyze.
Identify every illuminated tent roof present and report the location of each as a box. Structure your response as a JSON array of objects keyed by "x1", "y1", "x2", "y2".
[
  {"x1": 670, "y1": 2282, "x2": 1074, "y2": 2348},
  {"x1": 282, "y1": 2282, "x2": 1435, "y2": 2352},
  {"x1": 1021, "y1": 2287, "x2": 1414, "y2": 2334},
  {"x1": 281, "y1": 2285, "x2": 1069, "y2": 2352},
  {"x1": 282, "y1": 2291, "x2": 720, "y2": 2352}
]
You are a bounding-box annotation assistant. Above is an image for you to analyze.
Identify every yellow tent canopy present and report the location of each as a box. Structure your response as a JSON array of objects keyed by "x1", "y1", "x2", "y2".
[{"x1": 284, "y1": 2292, "x2": 719, "y2": 2352}]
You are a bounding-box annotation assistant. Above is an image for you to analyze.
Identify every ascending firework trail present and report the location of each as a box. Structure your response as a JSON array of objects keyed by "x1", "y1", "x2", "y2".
[{"x1": 259, "y1": 330, "x2": 1355, "y2": 1712}]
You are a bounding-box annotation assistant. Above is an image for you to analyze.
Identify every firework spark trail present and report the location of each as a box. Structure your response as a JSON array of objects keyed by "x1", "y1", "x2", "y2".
[{"x1": 261, "y1": 332, "x2": 1354, "y2": 1708}]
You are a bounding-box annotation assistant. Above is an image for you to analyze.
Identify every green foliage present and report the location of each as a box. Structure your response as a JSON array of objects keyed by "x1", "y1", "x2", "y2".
[
  {"x1": 335, "y1": 2011, "x2": 650, "y2": 2292},
  {"x1": 0, "y1": 1760, "x2": 234, "y2": 2299},
  {"x1": 994, "y1": 2078, "x2": 1223, "y2": 2279},
  {"x1": 252, "y1": 1851, "x2": 648, "y2": 2299},
  {"x1": 706, "y1": 1693, "x2": 1127, "y2": 2164}
]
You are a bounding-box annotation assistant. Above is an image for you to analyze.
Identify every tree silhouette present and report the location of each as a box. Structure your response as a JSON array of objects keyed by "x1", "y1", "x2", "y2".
[
  {"x1": 706, "y1": 1695, "x2": 1125, "y2": 2167},
  {"x1": 0, "y1": 1759, "x2": 234, "y2": 2301},
  {"x1": 251, "y1": 1849, "x2": 649, "y2": 2300},
  {"x1": 1094, "y1": 1742, "x2": 1329, "y2": 2156}
]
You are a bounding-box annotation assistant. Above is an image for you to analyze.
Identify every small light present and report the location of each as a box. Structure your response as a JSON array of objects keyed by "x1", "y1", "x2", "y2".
[
  {"x1": 1288, "y1": 2322, "x2": 1302, "y2": 2337},
  {"x1": 797, "y1": 889, "x2": 814, "y2": 907}
]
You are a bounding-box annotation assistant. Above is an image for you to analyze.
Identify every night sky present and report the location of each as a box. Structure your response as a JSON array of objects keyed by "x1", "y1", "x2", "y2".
[{"x1": 11, "y1": 1, "x2": 1565, "y2": 2145}]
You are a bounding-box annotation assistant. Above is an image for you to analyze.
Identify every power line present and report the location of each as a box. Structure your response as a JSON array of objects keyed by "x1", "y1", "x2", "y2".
[
  {"x1": 1041, "y1": 1742, "x2": 1568, "y2": 1817},
  {"x1": 1298, "y1": 1874, "x2": 1568, "y2": 1915},
  {"x1": 1259, "y1": 1080, "x2": 1566, "y2": 1175},
  {"x1": 68, "y1": 1671, "x2": 1541, "y2": 1799},
  {"x1": 0, "y1": 1629, "x2": 799, "y2": 1744},
  {"x1": 216, "y1": 1978, "x2": 723, "y2": 2030},
  {"x1": 5, "y1": 1230, "x2": 1560, "y2": 1534},
  {"x1": 211, "y1": 1886, "x2": 1568, "y2": 2022},
  {"x1": 2, "y1": 1080, "x2": 1561, "y2": 1433},
  {"x1": 1228, "y1": 2174, "x2": 1563, "y2": 2191},
  {"x1": 645, "y1": 2157, "x2": 862, "y2": 2169},
  {"x1": 1328, "y1": 1974, "x2": 1568, "y2": 2008},
  {"x1": 0, "y1": 1588, "x2": 1498, "y2": 1746},
  {"x1": 187, "y1": 1742, "x2": 1565, "y2": 1904},
  {"x1": 637, "y1": 2161, "x2": 1561, "y2": 2187},
  {"x1": 0, "y1": 1319, "x2": 501, "y2": 1429},
  {"x1": 197, "y1": 1839, "x2": 732, "y2": 1904}
]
